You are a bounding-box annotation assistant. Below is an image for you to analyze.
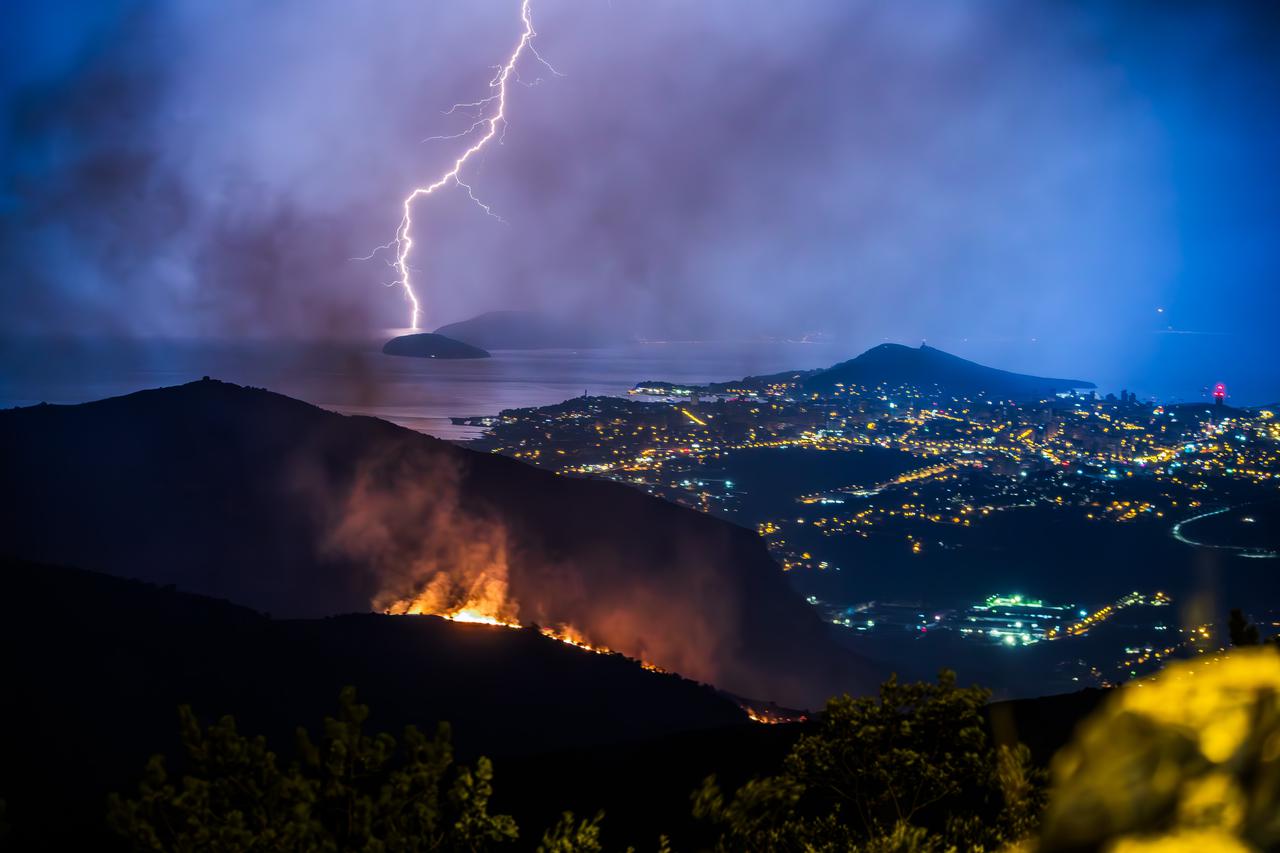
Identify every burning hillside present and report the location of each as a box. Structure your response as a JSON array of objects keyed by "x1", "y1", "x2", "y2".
[
  {"x1": 382, "y1": 578, "x2": 669, "y2": 671},
  {"x1": 0, "y1": 380, "x2": 879, "y2": 707}
]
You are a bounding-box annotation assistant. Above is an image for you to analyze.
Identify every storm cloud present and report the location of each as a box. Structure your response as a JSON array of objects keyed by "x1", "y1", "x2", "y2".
[{"x1": 1, "y1": 0, "x2": 1278, "y2": 394}]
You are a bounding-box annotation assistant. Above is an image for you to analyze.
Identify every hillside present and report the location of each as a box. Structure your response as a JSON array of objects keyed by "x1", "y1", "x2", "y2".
[
  {"x1": 435, "y1": 310, "x2": 621, "y2": 350},
  {"x1": 0, "y1": 379, "x2": 876, "y2": 707},
  {"x1": 803, "y1": 343, "x2": 1094, "y2": 397}
]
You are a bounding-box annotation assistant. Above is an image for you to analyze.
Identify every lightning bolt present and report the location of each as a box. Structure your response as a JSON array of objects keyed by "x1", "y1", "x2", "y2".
[{"x1": 375, "y1": 0, "x2": 559, "y2": 330}]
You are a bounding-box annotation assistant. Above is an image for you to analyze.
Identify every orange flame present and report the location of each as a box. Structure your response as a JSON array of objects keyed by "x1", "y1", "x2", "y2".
[
  {"x1": 381, "y1": 567, "x2": 520, "y2": 628},
  {"x1": 538, "y1": 624, "x2": 669, "y2": 673},
  {"x1": 740, "y1": 703, "x2": 808, "y2": 725},
  {"x1": 385, "y1": 584, "x2": 667, "y2": 671},
  {"x1": 744, "y1": 707, "x2": 785, "y2": 724},
  {"x1": 440, "y1": 608, "x2": 522, "y2": 628},
  {"x1": 539, "y1": 623, "x2": 610, "y2": 653}
]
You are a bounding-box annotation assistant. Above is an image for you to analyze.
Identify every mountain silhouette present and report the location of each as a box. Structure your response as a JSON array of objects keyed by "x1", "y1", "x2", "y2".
[{"x1": 803, "y1": 343, "x2": 1094, "y2": 397}]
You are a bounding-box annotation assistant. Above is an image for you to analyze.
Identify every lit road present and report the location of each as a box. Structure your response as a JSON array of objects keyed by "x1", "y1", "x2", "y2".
[{"x1": 1171, "y1": 506, "x2": 1278, "y2": 559}]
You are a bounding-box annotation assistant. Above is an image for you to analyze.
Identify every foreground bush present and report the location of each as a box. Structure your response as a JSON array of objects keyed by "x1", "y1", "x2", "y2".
[
  {"x1": 694, "y1": 670, "x2": 1044, "y2": 851},
  {"x1": 108, "y1": 686, "x2": 518, "y2": 852},
  {"x1": 105, "y1": 648, "x2": 1280, "y2": 851}
]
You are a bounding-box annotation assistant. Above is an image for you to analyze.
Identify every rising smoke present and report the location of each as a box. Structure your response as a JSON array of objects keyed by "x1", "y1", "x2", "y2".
[
  {"x1": 294, "y1": 416, "x2": 863, "y2": 707},
  {"x1": 322, "y1": 442, "x2": 519, "y2": 625}
]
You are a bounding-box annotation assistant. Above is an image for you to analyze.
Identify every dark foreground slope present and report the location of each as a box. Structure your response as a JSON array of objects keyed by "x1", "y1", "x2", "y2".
[
  {"x1": 0, "y1": 379, "x2": 875, "y2": 707},
  {"x1": 803, "y1": 343, "x2": 1094, "y2": 397},
  {"x1": 0, "y1": 558, "x2": 746, "y2": 846},
  {"x1": 0, "y1": 559, "x2": 1104, "y2": 849}
]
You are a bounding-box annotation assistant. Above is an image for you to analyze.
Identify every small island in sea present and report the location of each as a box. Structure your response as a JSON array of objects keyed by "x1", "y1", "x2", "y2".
[{"x1": 382, "y1": 332, "x2": 491, "y2": 359}]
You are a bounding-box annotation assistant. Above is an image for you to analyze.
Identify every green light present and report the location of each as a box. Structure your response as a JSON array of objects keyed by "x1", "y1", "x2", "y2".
[{"x1": 985, "y1": 594, "x2": 1046, "y2": 608}]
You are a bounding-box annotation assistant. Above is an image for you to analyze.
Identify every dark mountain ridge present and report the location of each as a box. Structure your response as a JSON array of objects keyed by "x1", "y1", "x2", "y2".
[
  {"x1": 0, "y1": 556, "x2": 1104, "y2": 849},
  {"x1": 0, "y1": 379, "x2": 875, "y2": 707}
]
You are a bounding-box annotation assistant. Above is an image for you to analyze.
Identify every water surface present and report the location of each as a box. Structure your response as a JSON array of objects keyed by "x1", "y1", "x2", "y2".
[{"x1": 0, "y1": 339, "x2": 848, "y2": 440}]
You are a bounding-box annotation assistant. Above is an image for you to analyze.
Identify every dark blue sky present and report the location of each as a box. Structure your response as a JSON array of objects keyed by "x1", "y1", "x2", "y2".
[{"x1": 1, "y1": 0, "x2": 1277, "y2": 400}]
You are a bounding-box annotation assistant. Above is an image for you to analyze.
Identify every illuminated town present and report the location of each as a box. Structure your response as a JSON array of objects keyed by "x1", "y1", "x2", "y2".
[{"x1": 466, "y1": 370, "x2": 1280, "y2": 695}]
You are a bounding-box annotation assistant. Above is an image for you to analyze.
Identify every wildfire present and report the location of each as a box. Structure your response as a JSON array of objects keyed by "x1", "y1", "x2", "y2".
[
  {"x1": 380, "y1": 569, "x2": 520, "y2": 627},
  {"x1": 738, "y1": 702, "x2": 809, "y2": 725},
  {"x1": 441, "y1": 608, "x2": 522, "y2": 628},
  {"x1": 539, "y1": 624, "x2": 670, "y2": 672},
  {"x1": 385, "y1": 594, "x2": 799, "y2": 724},
  {"x1": 382, "y1": 585, "x2": 667, "y2": 670},
  {"x1": 539, "y1": 623, "x2": 612, "y2": 654},
  {"x1": 744, "y1": 707, "x2": 785, "y2": 724}
]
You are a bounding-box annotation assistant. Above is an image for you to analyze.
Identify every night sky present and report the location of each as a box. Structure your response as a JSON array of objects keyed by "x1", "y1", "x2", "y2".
[{"x1": 1, "y1": 0, "x2": 1278, "y2": 399}]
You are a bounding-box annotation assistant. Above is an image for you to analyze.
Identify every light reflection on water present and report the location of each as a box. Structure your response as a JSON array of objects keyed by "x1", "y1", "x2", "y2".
[{"x1": 0, "y1": 339, "x2": 848, "y2": 440}]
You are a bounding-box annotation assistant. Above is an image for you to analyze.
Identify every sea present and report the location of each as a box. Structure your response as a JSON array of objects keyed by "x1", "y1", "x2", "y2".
[
  {"x1": 2, "y1": 332, "x2": 1273, "y2": 440},
  {"x1": 0, "y1": 338, "x2": 850, "y2": 440}
]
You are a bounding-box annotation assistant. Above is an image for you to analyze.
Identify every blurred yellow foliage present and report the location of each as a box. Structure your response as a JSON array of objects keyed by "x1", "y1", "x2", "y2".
[
  {"x1": 1037, "y1": 648, "x2": 1280, "y2": 852},
  {"x1": 1108, "y1": 828, "x2": 1253, "y2": 852},
  {"x1": 1118, "y1": 652, "x2": 1280, "y2": 763}
]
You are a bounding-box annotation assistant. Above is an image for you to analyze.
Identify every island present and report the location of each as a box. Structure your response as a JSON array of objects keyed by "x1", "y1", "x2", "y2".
[{"x1": 382, "y1": 332, "x2": 491, "y2": 359}]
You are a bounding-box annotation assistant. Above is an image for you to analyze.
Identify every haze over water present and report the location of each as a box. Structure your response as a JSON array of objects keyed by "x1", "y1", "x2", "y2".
[
  {"x1": 2, "y1": 331, "x2": 1270, "y2": 442},
  {"x1": 0, "y1": 339, "x2": 847, "y2": 440}
]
